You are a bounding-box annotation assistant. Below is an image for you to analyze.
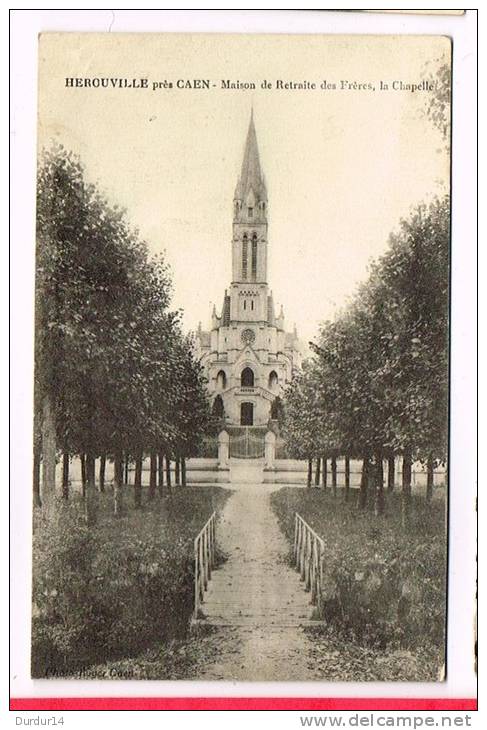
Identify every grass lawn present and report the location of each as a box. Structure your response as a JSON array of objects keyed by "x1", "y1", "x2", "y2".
[
  {"x1": 68, "y1": 625, "x2": 222, "y2": 681},
  {"x1": 271, "y1": 486, "x2": 447, "y2": 680},
  {"x1": 82, "y1": 484, "x2": 230, "y2": 547},
  {"x1": 32, "y1": 485, "x2": 231, "y2": 677},
  {"x1": 271, "y1": 486, "x2": 446, "y2": 552}
]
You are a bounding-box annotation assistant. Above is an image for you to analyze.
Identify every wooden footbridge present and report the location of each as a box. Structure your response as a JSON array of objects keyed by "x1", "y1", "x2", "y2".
[{"x1": 192, "y1": 485, "x2": 324, "y2": 628}]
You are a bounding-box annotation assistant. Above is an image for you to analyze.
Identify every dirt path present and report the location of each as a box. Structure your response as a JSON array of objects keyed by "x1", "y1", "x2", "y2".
[
  {"x1": 92, "y1": 482, "x2": 438, "y2": 682},
  {"x1": 197, "y1": 483, "x2": 323, "y2": 681}
]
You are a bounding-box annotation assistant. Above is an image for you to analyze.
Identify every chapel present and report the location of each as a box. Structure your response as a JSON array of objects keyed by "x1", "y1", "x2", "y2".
[{"x1": 196, "y1": 112, "x2": 303, "y2": 427}]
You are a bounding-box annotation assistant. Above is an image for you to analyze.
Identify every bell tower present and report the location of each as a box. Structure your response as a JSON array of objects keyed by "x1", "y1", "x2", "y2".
[
  {"x1": 195, "y1": 110, "x2": 303, "y2": 428},
  {"x1": 230, "y1": 111, "x2": 269, "y2": 322}
]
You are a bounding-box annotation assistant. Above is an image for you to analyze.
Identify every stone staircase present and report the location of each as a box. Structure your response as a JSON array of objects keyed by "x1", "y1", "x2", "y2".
[{"x1": 229, "y1": 457, "x2": 264, "y2": 485}]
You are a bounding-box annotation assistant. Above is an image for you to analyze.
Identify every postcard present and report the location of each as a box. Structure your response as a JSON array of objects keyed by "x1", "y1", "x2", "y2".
[{"x1": 9, "y1": 17, "x2": 476, "y2": 712}]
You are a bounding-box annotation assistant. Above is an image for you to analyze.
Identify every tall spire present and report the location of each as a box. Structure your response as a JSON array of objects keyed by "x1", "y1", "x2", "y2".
[{"x1": 234, "y1": 111, "x2": 267, "y2": 202}]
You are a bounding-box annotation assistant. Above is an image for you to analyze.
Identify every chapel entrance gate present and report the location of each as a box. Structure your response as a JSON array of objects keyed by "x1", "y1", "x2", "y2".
[{"x1": 229, "y1": 426, "x2": 265, "y2": 459}]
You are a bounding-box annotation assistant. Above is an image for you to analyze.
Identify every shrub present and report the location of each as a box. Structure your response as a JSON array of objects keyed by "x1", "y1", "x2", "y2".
[
  {"x1": 271, "y1": 488, "x2": 446, "y2": 652},
  {"x1": 32, "y1": 502, "x2": 108, "y2": 676},
  {"x1": 92, "y1": 534, "x2": 194, "y2": 659},
  {"x1": 31, "y1": 487, "x2": 228, "y2": 677}
]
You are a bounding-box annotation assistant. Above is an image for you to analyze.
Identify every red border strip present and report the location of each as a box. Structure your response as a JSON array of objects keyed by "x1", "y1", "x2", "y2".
[{"x1": 10, "y1": 697, "x2": 478, "y2": 711}]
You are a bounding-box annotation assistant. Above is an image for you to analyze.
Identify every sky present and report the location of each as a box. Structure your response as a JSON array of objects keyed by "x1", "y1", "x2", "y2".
[{"x1": 38, "y1": 33, "x2": 450, "y2": 344}]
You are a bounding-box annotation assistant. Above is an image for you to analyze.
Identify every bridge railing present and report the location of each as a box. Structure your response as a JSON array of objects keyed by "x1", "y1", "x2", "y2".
[
  {"x1": 294, "y1": 512, "x2": 325, "y2": 613},
  {"x1": 194, "y1": 511, "x2": 216, "y2": 617}
]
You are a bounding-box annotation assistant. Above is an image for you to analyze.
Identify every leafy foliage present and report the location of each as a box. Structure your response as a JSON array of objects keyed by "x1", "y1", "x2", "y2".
[
  {"x1": 424, "y1": 61, "x2": 451, "y2": 145},
  {"x1": 35, "y1": 145, "x2": 213, "y2": 508},
  {"x1": 271, "y1": 487, "x2": 446, "y2": 660},
  {"x1": 280, "y1": 196, "x2": 450, "y2": 468},
  {"x1": 31, "y1": 487, "x2": 230, "y2": 676}
]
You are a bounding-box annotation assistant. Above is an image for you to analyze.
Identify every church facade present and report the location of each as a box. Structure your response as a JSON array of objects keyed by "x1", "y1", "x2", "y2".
[{"x1": 196, "y1": 113, "x2": 303, "y2": 427}]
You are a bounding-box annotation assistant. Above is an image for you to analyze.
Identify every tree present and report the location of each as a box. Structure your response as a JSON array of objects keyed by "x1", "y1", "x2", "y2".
[
  {"x1": 281, "y1": 195, "x2": 449, "y2": 518},
  {"x1": 35, "y1": 145, "x2": 212, "y2": 518},
  {"x1": 424, "y1": 61, "x2": 451, "y2": 146},
  {"x1": 36, "y1": 145, "x2": 155, "y2": 519},
  {"x1": 168, "y1": 334, "x2": 213, "y2": 485}
]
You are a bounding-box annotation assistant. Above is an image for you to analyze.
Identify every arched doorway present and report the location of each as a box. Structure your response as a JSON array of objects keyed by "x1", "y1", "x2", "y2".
[
  {"x1": 240, "y1": 402, "x2": 254, "y2": 426},
  {"x1": 212, "y1": 394, "x2": 224, "y2": 419},
  {"x1": 270, "y1": 395, "x2": 283, "y2": 421},
  {"x1": 241, "y1": 367, "x2": 254, "y2": 387}
]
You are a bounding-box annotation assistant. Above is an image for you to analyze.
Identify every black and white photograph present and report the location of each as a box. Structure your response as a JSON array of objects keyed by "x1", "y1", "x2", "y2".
[{"x1": 28, "y1": 31, "x2": 455, "y2": 685}]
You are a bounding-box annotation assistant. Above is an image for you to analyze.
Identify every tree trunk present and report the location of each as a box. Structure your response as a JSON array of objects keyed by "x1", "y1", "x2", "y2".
[
  {"x1": 62, "y1": 452, "x2": 69, "y2": 500},
  {"x1": 181, "y1": 457, "x2": 187, "y2": 488},
  {"x1": 367, "y1": 454, "x2": 377, "y2": 508},
  {"x1": 134, "y1": 449, "x2": 143, "y2": 508},
  {"x1": 426, "y1": 453, "x2": 434, "y2": 502},
  {"x1": 99, "y1": 453, "x2": 106, "y2": 493},
  {"x1": 331, "y1": 455, "x2": 337, "y2": 497},
  {"x1": 322, "y1": 457, "x2": 328, "y2": 489},
  {"x1": 175, "y1": 457, "x2": 181, "y2": 487},
  {"x1": 158, "y1": 450, "x2": 164, "y2": 496},
  {"x1": 41, "y1": 396, "x2": 56, "y2": 507},
  {"x1": 387, "y1": 454, "x2": 395, "y2": 492},
  {"x1": 149, "y1": 450, "x2": 157, "y2": 500},
  {"x1": 358, "y1": 455, "x2": 369, "y2": 509},
  {"x1": 80, "y1": 453, "x2": 87, "y2": 498},
  {"x1": 374, "y1": 451, "x2": 385, "y2": 516},
  {"x1": 33, "y1": 446, "x2": 42, "y2": 508},
  {"x1": 401, "y1": 448, "x2": 412, "y2": 527},
  {"x1": 165, "y1": 455, "x2": 172, "y2": 493},
  {"x1": 84, "y1": 452, "x2": 97, "y2": 526},
  {"x1": 314, "y1": 458, "x2": 321, "y2": 486},
  {"x1": 113, "y1": 449, "x2": 123, "y2": 517},
  {"x1": 307, "y1": 458, "x2": 313, "y2": 488},
  {"x1": 344, "y1": 455, "x2": 350, "y2": 501}
]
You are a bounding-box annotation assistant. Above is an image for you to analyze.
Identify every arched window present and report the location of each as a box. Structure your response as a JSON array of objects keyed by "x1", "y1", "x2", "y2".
[
  {"x1": 241, "y1": 367, "x2": 254, "y2": 387},
  {"x1": 242, "y1": 234, "x2": 248, "y2": 280},
  {"x1": 216, "y1": 370, "x2": 227, "y2": 390},
  {"x1": 268, "y1": 370, "x2": 278, "y2": 389},
  {"x1": 251, "y1": 233, "x2": 258, "y2": 279},
  {"x1": 212, "y1": 395, "x2": 224, "y2": 419}
]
